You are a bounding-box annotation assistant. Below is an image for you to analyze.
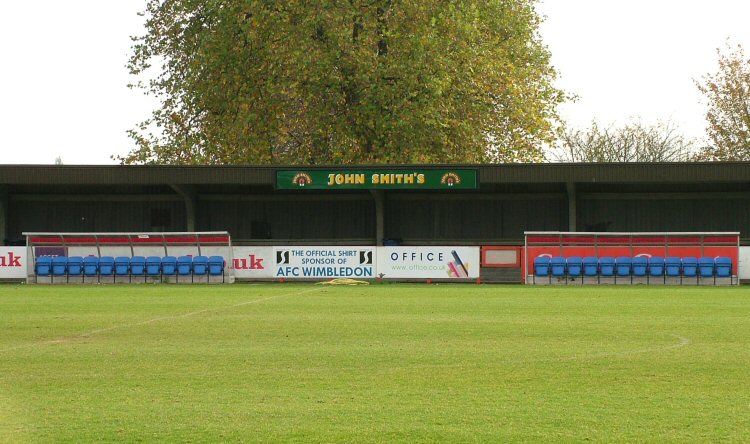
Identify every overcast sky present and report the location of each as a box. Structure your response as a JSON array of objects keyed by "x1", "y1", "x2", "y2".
[
  {"x1": 538, "y1": 0, "x2": 750, "y2": 140},
  {"x1": 1, "y1": 1, "x2": 749, "y2": 165}
]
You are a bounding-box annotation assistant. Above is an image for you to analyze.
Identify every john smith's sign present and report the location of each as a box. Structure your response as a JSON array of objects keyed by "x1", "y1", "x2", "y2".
[{"x1": 276, "y1": 169, "x2": 477, "y2": 190}]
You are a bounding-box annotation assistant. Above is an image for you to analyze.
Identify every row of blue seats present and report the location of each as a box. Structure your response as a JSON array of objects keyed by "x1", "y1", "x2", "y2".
[
  {"x1": 35, "y1": 255, "x2": 226, "y2": 282},
  {"x1": 534, "y1": 256, "x2": 732, "y2": 279}
]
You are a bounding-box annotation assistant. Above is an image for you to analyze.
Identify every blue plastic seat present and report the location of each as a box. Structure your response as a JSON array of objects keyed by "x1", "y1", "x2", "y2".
[
  {"x1": 550, "y1": 256, "x2": 566, "y2": 277},
  {"x1": 83, "y1": 256, "x2": 99, "y2": 277},
  {"x1": 631, "y1": 256, "x2": 648, "y2": 277},
  {"x1": 161, "y1": 256, "x2": 177, "y2": 276},
  {"x1": 665, "y1": 257, "x2": 682, "y2": 277},
  {"x1": 682, "y1": 257, "x2": 698, "y2": 278},
  {"x1": 599, "y1": 257, "x2": 615, "y2": 277},
  {"x1": 177, "y1": 256, "x2": 193, "y2": 276},
  {"x1": 146, "y1": 256, "x2": 162, "y2": 277},
  {"x1": 698, "y1": 257, "x2": 715, "y2": 278},
  {"x1": 566, "y1": 257, "x2": 582, "y2": 277},
  {"x1": 115, "y1": 256, "x2": 131, "y2": 276},
  {"x1": 36, "y1": 256, "x2": 53, "y2": 276},
  {"x1": 208, "y1": 256, "x2": 225, "y2": 277},
  {"x1": 534, "y1": 256, "x2": 550, "y2": 277},
  {"x1": 715, "y1": 257, "x2": 732, "y2": 278},
  {"x1": 615, "y1": 256, "x2": 631, "y2": 277},
  {"x1": 67, "y1": 256, "x2": 84, "y2": 276},
  {"x1": 582, "y1": 256, "x2": 598, "y2": 276},
  {"x1": 99, "y1": 256, "x2": 115, "y2": 277},
  {"x1": 649, "y1": 256, "x2": 665, "y2": 276},
  {"x1": 193, "y1": 256, "x2": 209, "y2": 276},
  {"x1": 130, "y1": 256, "x2": 146, "y2": 277},
  {"x1": 52, "y1": 256, "x2": 68, "y2": 277}
]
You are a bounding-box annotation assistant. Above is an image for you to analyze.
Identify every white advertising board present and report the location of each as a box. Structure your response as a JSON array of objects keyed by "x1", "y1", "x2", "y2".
[
  {"x1": 378, "y1": 246, "x2": 480, "y2": 279},
  {"x1": 0, "y1": 247, "x2": 28, "y2": 279},
  {"x1": 739, "y1": 246, "x2": 750, "y2": 280},
  {"x1": 232, "y1": 246, "x2": 274, "y2": 279},
  {"x1": 273, "y1": 246, "x2": 376, "y2": 279}
]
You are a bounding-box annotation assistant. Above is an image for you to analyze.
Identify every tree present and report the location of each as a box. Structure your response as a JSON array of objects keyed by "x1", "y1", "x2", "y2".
[
  {"x1": 118, "y1": 0, "x2": 564, "y2": 165},
  {"x1": 551, "y1": 120, "x2": 695, "y2": 162},
  {"x1": 693, "y1": 43, "x2": 750, "y2": 161}
]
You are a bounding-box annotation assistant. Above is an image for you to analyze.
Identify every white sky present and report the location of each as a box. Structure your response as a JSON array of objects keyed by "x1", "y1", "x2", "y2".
[
  {"x1": 538, "y1": 0, "x2": 750, "y2": 141},
  {"x1": 1, "y1": 1, "x2": 749, "y2": 165}
]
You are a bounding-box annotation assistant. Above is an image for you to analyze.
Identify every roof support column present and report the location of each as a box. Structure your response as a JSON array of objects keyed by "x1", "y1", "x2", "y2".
[
  {"x1": 567, "y1": 182, "x2": 577, "y2": 232},
  {"x1": 370, "y1": 190, "x2": 384, "y2": 246},
  {"x1": 0, "y1": 187, "x2": 7, "y2": 245},
  {"x1": 170, "y1": 185, "x2": 197, "y2": 232}
]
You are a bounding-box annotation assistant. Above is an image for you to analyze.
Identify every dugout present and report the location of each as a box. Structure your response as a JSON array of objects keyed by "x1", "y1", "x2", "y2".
[
  {"x1": 25, "y1": 231, "x2": 233, "y2": 284},
  {"x1": 2, "y1": 163, "x2": 750, "y2": 283},
  {"x1": 525, "y1": 231, "x2": 740, "y2": 286}
]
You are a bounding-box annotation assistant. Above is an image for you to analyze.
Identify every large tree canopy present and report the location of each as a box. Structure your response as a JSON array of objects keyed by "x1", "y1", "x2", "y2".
[
  {"x1": 693, "y1": 43, "x2": 750, "y2": 161},
  {"x1": 118, "y1": 0, "x2": 564, "y2": 165}
]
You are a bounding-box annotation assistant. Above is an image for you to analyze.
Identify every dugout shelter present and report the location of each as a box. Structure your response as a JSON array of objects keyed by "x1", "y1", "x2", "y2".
[
  {"x1": 525, "y1": 231, "x2": 739, "y2": 285},
  {"x1": 25, "y1": 231, "x2": 233, "y2": 284}
]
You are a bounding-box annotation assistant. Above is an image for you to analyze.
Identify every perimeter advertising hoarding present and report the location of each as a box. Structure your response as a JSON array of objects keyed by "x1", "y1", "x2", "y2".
[
  {"x1": 276, "y1": 169, "x2": 477, "y2": 190},
  {"x1": 740, "y1": 247, "x2": 750, "y2": 280},
  {"x1": 232, "y1": 246, "x2": 274, "y2": 279},
  {"x1": 0, "y1": 247, "x2": 27, "y2": 279},
  {"x1": 378, "y1": 247, "x2": 480, "y2": 279},
  {"x1": 232, "y1": 246, "x2": 480, "y2": 280},
  {"x1": 273, "y1": 246, "x2": 376, "y2": 279}
]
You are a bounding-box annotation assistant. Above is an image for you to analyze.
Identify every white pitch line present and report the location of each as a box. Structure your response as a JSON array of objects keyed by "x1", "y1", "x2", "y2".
[
  {"x1": 295, "y1": 334, "x2": 693, "y2": 372},
  {"x1": 535, "y1": 334, "x2": 691, "y2": 363},
  {"x1": 422, "y1": 334, "x2": 692, "y2": 368},
  {"x1": 0, "y1": 286, "x2": 324, "y2": 354}
]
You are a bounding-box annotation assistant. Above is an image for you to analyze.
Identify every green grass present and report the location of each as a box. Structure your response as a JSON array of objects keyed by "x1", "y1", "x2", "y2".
[{"x1": 1, "y1": 283, "x2": 749, "y2": 443}]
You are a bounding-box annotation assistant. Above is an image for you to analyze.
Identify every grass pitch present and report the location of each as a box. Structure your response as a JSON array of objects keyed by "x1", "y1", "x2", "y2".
[{"x1": 1, "y1": 283, "x2": 749, "y2": 442}]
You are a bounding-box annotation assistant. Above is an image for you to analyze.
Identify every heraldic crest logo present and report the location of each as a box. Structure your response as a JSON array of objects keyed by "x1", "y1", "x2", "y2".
[
  {"x1": 440, "y1": 172, "x2": 461, "y2": 187},
  {"x1": 292, "y1": 173, "x2": 313, "y2": 187}
]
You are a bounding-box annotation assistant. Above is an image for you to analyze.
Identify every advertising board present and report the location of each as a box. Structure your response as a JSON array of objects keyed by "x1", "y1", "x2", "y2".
[
  {"x1": 0, "y1": 247, "x2": 28, "y2": 279},
  {"x1": 276, "y1": 169, "x2": 477, "y2": 190},
  {"x1": 740, "y1": 247, "x2": 750, "y2": 281},
  {"x1": 232, "y1": 246, "x2": 274, "y2": 279},
  {"x1": 378, "y1": 247, "x2": 480, "y2": 279},
  {"x1": 273, "y1": 246, "x2": 376, "y2": 279}
]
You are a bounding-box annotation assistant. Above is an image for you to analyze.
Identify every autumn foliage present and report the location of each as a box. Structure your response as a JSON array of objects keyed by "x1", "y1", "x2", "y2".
[
  {"x1": 118, "y1": 1, "x2": 564, "y2": 165},
  {"x1": 693, "y1": 44, "x2": 750, "y2": 161}
]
